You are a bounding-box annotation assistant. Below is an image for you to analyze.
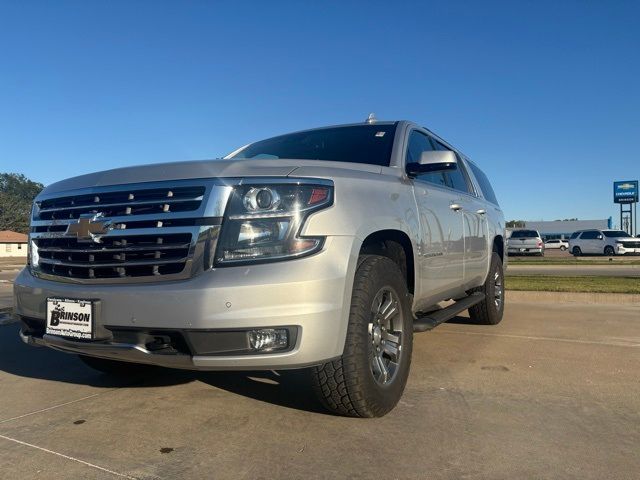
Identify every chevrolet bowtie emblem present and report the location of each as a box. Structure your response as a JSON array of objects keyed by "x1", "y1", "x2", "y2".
[{"x1": 65, "y1": 213, "x2": 112, "y2": 243}]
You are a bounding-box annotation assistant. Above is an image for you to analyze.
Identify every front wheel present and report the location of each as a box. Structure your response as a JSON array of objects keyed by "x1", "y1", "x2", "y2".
[
  {"x1": 311, "y1": 255, "x2": 413, "y2": 417},
  {"x1": 560, "y1": 246, "x2": 567, "y2": 251},
  {"x1": 604, "y1": 246, "x2": 615, "y2": 256},
  {"x1": 468, "y1": 252, "x2": 505, "y2": 325},
  {"x1": 572, "y1": 246, "x2": 582, "y2": 256}
]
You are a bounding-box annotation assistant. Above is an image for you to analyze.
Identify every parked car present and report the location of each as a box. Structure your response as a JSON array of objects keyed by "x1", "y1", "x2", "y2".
[
  {"x1": 568, "y1": 229, "x2": 640, "y2": 256},
  {"x1": 507, "y1": 229, "x2": 544, "y2": 256},
  {"x1": 14, "y1": 119, "x2": 506, "y2": 417},
  {"x1": 544, "y1": 239, "x2": 569, "y2": 251}
]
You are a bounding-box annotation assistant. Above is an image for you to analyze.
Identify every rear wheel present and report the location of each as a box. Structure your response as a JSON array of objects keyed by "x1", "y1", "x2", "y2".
[
  {"x1": 311, "y1": 255, "x2": 413, "y2": 417},
  {"x1": 572, "y1": 246, "x2": 582, "y2": 256},
  {"x1": 468, "y1": 252, "x2": 504, "y2": 325},
  {"x1": 560, "y1": 245, "x2": 567, "y2": 251},
  {"x1": 604, "y1": 246, "x2": 615, "y2": 256}
]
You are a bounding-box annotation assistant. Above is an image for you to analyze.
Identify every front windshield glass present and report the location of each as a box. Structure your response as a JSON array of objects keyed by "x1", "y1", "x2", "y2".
[
  {"x1": 229, "y1": 124, "x2": 397, "y2": 166},
  {"x1": 510, "y1": 230, "x2": 539, "y2": 238},
  {"x1": 603, "y1": 230, "x2": 631, "y2": 238}
]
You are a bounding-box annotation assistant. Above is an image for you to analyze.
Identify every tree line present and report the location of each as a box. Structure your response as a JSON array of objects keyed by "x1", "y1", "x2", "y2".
[{"x1": 0, "y1": 173, "x2": 44, "y2": 234}]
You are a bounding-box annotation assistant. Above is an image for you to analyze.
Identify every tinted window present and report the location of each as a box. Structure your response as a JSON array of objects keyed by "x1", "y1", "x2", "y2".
[
  {"x1": 546, "y1": 240, "x2": 558, "y2": 243},
  {"x1": 445, "y1": 157, "x2": 470, "y2": 194},
  {"x1": 467, "y1": 161, "x2": 499, "y2": 205},
  {"x1": 230, "y1": 124, "x2": 397, "y2": 166},
  {"x1": 433, "y1": 141, "x2": 449, "y2": 151},
  {"x1": 510, "y1": 230, "x2": 539, "y2": 238},
  {"x1": 570, "y1": 231, "x2": 581, "y2": 239},
  {"x1": 580, "y1": 231, "x2": 600, "y2": 240},
  {"x1": 406, "y1": 131, "x2": 447, "y2": 187},
  {"x1": 603, "y1": 230, "x2": 631, "y2": 238}
]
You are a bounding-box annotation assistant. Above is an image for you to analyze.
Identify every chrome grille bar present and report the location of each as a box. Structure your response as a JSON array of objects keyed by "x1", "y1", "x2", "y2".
[{"x1": 30, "y1": 179, "x2": 232, "y2": 284}]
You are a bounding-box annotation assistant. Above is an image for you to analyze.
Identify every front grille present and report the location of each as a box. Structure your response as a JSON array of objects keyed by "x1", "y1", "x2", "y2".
[
  {"x1": 37, "y1": 185, "x2": 205, "y2": 220},
  {"x1": 36, "y1": 233, "x2": 192, "y2": 279},
  {"x1": 621, "y1": 241, "x2": 640, "y2": 248},
  {"x1": 30, "y1": 179, "x2": 230, "y2": 284}
]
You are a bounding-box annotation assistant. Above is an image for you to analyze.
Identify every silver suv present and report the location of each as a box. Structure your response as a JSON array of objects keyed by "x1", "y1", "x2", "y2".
[
  {"x1": 15, "y1": 120, "x2": 506, "y2": 417},
  {"x1": 507, "y1": 229, "x2": 544, "y2": 256},
  {"x1": 569, "y1": 229, "x2": 640, "y2": 256}
]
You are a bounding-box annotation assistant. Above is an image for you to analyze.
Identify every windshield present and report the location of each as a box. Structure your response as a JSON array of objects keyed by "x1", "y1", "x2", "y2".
[
  {"x1": 228, "y1": 124, "x2": 397, "y2": 166},
  {"x1": 510, "y1": 230, "x2": 539, "y2": 238},
  {"x1": 603, "y1": 230, "x2": 632, "y2": 238}
]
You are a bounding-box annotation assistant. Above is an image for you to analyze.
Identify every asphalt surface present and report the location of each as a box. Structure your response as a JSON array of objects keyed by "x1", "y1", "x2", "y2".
[
  {"x1": 0, "y1": 275, "x2": 639, "y2": 479},
  {"x1": 507, "y1": 264, "x2": 640, "y2": 277}
]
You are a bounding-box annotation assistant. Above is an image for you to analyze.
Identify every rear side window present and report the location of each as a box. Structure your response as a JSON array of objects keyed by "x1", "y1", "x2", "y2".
[
  {"x1": 467, "y1": 161, "x2": 499, "y2": 206},
  {"x1": 580, "y1": 231, "x2": 600, "y2": 240}
]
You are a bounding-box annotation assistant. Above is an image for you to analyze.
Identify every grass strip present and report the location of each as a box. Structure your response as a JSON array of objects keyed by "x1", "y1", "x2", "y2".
[
  {"x1": 509, "y1": 258, "x2": 640, "y2": 266},
  {"x1": 505, "y1": 275, "x2": 640, "y2": 294}
]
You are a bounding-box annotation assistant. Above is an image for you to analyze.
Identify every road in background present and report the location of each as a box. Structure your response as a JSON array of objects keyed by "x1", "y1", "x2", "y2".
[
  {"x1": 509, "y1": 249, "x2": 640, "y2": 262},
  {"x1": 0, "y1": 288, "x2": 638, "y2": 478},
  {"x1": 508, "y1": 264, "x2": 640, "y2": 277}
]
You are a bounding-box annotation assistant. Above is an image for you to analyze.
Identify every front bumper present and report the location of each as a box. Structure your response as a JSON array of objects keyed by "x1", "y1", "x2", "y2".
[
  {"x1": 616, "y1": 245, "x2": 640, "y2": 255},
  {"x1": 14, "y1": 236, "x2": 359, "y2": 370}
]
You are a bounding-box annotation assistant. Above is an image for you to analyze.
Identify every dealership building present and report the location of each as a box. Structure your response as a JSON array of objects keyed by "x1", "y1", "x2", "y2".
[{"x1": 520, "y1": 218, "x2": 613, "y2": 240}]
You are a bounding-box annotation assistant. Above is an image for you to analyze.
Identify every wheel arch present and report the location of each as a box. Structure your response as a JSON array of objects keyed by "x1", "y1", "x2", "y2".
[
  {"x1": 359, "y1": 229, "x2": 416, "y2": 295},
  {"x1": 492, "y1": 234, "x2": 505, "y2": 262}
]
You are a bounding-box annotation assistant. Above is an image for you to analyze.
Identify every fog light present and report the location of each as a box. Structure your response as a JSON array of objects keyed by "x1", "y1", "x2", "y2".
[{"x1": 248, "y1": 328, "x2": 288, "y2": 351}]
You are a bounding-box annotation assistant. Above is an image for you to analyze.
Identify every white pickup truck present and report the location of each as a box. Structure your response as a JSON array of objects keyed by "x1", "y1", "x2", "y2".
[{"x1": 15, "y1": 119, "x2": 506, "y2": 417}]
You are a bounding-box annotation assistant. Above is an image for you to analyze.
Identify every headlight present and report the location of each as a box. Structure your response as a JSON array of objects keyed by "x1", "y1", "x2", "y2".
[{"x1": 215, "y1": 180, "x2": 333, "y2": 265}]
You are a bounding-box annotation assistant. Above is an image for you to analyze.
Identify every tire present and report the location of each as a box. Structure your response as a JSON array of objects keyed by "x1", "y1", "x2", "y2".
[
  {"x1": 78, "y1": 355, "x2": 149, "y2": 375},
  {"x1": 604, "y1": 246, "x2": 615, "y2": 256},
  {"x1": 572, "y1": 246, "x2": 582, "y2": 257},
  {"x1": 560, "y1": 246, "x2": 567, "y2": 251},
  {"x1": 468, "y1": 252, "x2": 505, "y2": 325},
  {"x1": 311, "y1": 255, "x2": 413, "y2": 418}
]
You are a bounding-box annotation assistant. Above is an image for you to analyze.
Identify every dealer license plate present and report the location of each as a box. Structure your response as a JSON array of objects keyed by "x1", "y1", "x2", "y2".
[{"x1": 46, "y1": 298, "x2": 94, "y2": 339}]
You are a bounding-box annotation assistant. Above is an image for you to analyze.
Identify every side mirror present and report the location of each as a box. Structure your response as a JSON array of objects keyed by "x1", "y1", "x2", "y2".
[
  {"x1": 597, "y1": 235, "x2": 603, "y2": 240},
  {"x1": 406, "y1": 150, "x2": 457, "y2": 177}
]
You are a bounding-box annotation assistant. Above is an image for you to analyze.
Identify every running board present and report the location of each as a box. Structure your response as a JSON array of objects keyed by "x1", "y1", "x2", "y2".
[{"x1": 413, "y1": 292, "x2": 485, "y2": 332}]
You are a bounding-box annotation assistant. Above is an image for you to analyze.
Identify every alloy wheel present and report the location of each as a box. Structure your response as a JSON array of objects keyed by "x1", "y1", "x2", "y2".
[{"x1": 368, "y1": 287, "x2": 403, "y2": 386}]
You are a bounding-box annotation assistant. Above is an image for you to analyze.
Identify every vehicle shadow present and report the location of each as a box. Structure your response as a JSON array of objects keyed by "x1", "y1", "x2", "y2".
[
  {"x1": 195, "y1": 369, "x2": 328, "y2": 414},
  {"x1": 0, "y1": 323, "x2": 328, "y2": 414}
]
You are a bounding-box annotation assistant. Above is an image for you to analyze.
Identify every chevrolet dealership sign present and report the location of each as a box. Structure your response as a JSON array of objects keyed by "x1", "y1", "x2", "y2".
[{"x1": 613, "y1": 180, "x2": 638, "y2": 204}]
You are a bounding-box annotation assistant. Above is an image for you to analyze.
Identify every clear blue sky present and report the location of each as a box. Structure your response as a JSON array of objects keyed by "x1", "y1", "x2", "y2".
[{"x1": 1, "y1": 1, "x2": 638, "y2": 224}]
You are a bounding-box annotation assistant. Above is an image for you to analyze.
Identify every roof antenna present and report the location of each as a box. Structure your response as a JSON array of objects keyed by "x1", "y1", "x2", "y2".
[{"x1": 366, "y1": 113, "x2": 376, "y2": 124}]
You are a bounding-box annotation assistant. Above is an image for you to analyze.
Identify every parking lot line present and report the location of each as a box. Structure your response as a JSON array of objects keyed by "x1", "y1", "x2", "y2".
[
  {"x1": 0, "y1": 391, "x2": 107, "y2": 425},
  {"x1": 434, "y1": 329, "x2": 640, "y2": 348},
  {"x1": 0, "y1": 433, "x2": 139, "y2": 479}
]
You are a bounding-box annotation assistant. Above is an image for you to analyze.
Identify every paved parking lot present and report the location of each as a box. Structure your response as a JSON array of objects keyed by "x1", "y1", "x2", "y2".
[{"x1": 0, "y1": 270, "x2": 639, "y2": 479}]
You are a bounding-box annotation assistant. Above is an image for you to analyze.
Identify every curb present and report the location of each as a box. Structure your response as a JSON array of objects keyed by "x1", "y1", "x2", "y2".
[{"x1": 506, "y1": 290, "x2": 640, "y2": 305}]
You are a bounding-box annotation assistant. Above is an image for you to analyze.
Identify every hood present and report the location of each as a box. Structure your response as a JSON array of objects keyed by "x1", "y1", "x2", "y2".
[{"x1": 41, "y1": 158, "x2": 384, "y2": 195}]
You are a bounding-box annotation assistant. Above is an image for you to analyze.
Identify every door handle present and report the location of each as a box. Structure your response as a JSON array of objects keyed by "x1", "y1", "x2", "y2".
[
  {"x1": 476, "y1": 209, "x2": 486, "y2": 215},
  {"x1": 450, "y1": 203, "x2": 462, "y2": 211}
]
